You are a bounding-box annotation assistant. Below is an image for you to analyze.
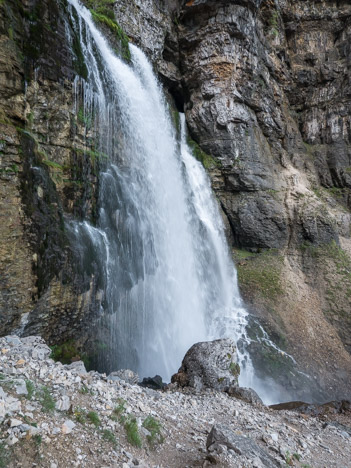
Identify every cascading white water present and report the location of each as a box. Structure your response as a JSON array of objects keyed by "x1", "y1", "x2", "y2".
[{"x1": 66, "y1": 0, "x2": 254, "y2": 385}]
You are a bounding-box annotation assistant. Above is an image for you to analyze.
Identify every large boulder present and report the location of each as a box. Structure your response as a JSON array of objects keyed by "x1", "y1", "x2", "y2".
[
  {"x1": 207, "y1": 425, "x2": 280, "y2": 468},
  {"x1": 171, "y1": 339, "x2": 240, "y2": 391}
]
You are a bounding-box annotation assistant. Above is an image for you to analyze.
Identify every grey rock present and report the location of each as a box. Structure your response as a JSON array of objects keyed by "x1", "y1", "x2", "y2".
[
  {"x1": 56, "y1": 395, "x2": 71, "y2": 412},
  {"x1": 62, "y1": 419, "x2": 76, "y2": 434},
  {"x1": 207, "y1": 424, "x2": 280, "y2": 467},
  {"x1": 9, "y1": 418, "x2": 22, "y2": 427},
  {"x1": 108, "y1": 369, "x2": 139, "y2": 385},
  {"x1": 65, "y1": 361, "x2": 87, "y2": 375},
  {"x1": 5, "y1": 336, "x2": 21, "y2": 346},
  {"x1": 15, "y1": 379, "x2": 28, "y2": 396},
  {"x1": 171, "y1": 339, "x2": 240, "y2": 391},
  {"x1": 18, "y1": 424, "x2": 31, "y2": 432}
]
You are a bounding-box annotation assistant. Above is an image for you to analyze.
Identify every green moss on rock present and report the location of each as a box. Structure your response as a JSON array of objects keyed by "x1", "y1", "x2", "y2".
[{"x1": 187, "y1": 136, "x2": 220, "y2": 170}]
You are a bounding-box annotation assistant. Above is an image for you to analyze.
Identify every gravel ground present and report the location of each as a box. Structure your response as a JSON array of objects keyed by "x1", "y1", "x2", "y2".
[{"x1": 0, "y1": 335, "x2": 350, "y2": 468}]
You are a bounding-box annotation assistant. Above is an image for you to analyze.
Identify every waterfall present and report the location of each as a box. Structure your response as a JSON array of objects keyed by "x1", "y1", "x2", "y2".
[{"x1": 66, "y1": 0, "x2": 254, "y2": 385}]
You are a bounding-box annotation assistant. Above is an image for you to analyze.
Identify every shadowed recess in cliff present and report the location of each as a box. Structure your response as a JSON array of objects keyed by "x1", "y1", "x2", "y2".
[{"x1": 63, "y1": 0, "x2": 297, "y2": 400}]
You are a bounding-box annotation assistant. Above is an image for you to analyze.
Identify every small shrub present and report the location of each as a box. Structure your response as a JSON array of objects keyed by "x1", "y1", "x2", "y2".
[
  {"x1": 37, "y1": 386, "x2": 55, "y2": 413},
  {"x1": 142, "y1": 415, "x2": 164, "y2": 447},
  {"x1": 49, "y1": 340, "x2": 80, "y2": 364},
  {"x1": 102, "y1": 428, "x2": 117, "y2": 446},
  {"x1": 33, "y1": 434, "x2": 42, "y2": 446},
  {"x1": 229, "y1": 361, "x2": 240, "y2": 377},
  {"x1": 87, "y1": 411, "x2": 101, "y2": 427},
  {"x1": 114, "y1": 398, "x2": 126, "y2": 417},
  {"x1": 74, "y1": 407, "x2": 87, "y2": 424},
  {"x1": 25, "y1": 380, "x2": 35, "y2": 400},
  {"x1": 125, "y1": 417, "x2": 142, "y2": 448}
]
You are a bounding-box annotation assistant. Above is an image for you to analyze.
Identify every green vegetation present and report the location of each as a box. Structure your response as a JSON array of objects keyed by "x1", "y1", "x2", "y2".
[
  {"x1": 72, "y1": 33, "x2": 88, "y2": 80},
  {"x1": 77, "y1": 106, "x2": 93, "y2": 129},
  {"x1": 74, "y1": 407, "x2": 87, "y2": 424},
  {"x1": 187, "y1": 136, "x2": 220, "y2": 170},
  {"x1": 142, "y1": 415, "x2": 164, "y2": 447},
  {"x1": 102, "y1": 428, "x2": 117, "y2": 446},
  {"x1": 74, "y1": 146, "x2": 108, "y2": 163},
  {"x1": 33, "y1": 434, "x2": 42, "y2": 446},
  {"x1": 41, "y1": 159, "x2": 65, "y2": 170},
  {"x1": 36, "y1": 386, "x2": 55, "y2": 413},
  {"x1": 84, "y1": 0, "x2": 130, "y2": 61},
  {"x1": 113, "y1": 398, "x2": 127, "y2": 419},
  {"x1": 50, "y1": 340, "x2": 80, "y2": 364},
  {"x1": 269, "y1": 10, "x2": 279, "y2": 37},
  {"x1": 229, "y1": 361, "x2": 240, "y2": 377},
  {"x1": 80, "y1": 384, "x2": 94, "y2": 395},
  {"x1": 25, "y1": 379, "x2": 35, "y2": 400},
  {"x1": 171, "y1": 109, "x2": 180, "y2": 132},
  {"x1": 0, "y1": 164, "x2": 19, "y2": 175},
  {"x1": 0, "y1": 442, "x2": 10, "y2": 468},
  {"x1": 285, "y1": 451, "x2": 301, "y2": 466},
  {"x1": 87, "y1": 411, "x2": 101, "y2": 427},
  {"x1": 234, "y1": 248, "x2": 283, "y2": 300},
  {"x1": 125, "y1": 417, "x2": 142, "y2": 448}
]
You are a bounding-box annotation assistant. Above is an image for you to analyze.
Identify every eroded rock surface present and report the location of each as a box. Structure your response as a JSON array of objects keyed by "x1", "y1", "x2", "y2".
[{"x1": 171, "y1": 339, "x2": 240, "y2": 391}]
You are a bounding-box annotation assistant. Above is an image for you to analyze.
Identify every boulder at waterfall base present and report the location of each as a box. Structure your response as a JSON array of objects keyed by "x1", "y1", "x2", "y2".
[{"x1": 171, "y1": 339, "x2": 240, "y2": 391}]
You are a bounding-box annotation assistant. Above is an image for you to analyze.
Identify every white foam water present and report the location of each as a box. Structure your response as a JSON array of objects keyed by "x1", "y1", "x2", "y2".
[{"x1": 67, "y1": 0, "x2": 255, "y2": 386}]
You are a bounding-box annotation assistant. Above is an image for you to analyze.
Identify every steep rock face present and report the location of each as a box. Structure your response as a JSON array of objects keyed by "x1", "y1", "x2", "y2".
[
  {"x1": 174, "y1": 0, "x2": 351, "y2": 398},
  {"x1": 0, "y1": 0, "x2": 102, "y2": 344}
]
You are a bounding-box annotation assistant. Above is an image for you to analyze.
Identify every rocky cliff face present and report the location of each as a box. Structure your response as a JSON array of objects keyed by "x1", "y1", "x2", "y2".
[
  {"x1": 115, "y1": 0, "x2": 351, "y2": 399},
  {"x1": 1, "y1": 0, "x2": 351, "y2": 401},
  {"x1": 0, "y1": 0, "x2": 103, "y2": 345}
]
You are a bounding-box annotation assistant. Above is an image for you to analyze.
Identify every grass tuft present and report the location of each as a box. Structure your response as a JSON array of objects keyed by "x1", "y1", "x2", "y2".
[
  {"x1": 142, "y1": 415, "x2": 164, "y2": 447},
  {"x1": 36, "y1": 386, "x2": 55, "y2": 413},
  {"x1": 125, "y1": 417, "x2": 142, "y2": 448},
  {"x1": 87, "y1": 411, "x2": 101, "y2": 427}
]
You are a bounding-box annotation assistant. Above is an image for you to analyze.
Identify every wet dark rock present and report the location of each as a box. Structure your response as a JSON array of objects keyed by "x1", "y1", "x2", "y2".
[
  {"x1": 139, "y1": 375, "x2": 166, "y2": 390},
  {"x1": 171, "y1": 339, "x2": 240, "y2": 392}
]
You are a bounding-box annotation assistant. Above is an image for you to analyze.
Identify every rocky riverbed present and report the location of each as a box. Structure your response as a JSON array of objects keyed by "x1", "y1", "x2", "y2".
[{"x1": 0, "y1": 335, "x2": 350, "y2": 468}]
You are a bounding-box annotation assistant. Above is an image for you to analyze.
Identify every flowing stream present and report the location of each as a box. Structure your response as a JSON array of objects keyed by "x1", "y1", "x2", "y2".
[{"x1": 66, "y1": 0, "x2": 254, "y2": 385}]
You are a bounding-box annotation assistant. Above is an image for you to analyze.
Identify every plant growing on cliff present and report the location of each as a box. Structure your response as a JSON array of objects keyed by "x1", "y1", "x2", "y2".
[
  {"x1": 84, "y1": 0, "x2": 130, "y2": 61},
  {"x1": 269, "y1": 10, "x2": 279, "y2": 37},
  {"x1": 229, "y1": 361, "x2": 240, "y2": 377},
  {"x1": 50, "y1": 340, "x2": 80, "y2": 364},
  {"x1": 187, "y1": 136, "x2": 220, "y2": 170}
]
